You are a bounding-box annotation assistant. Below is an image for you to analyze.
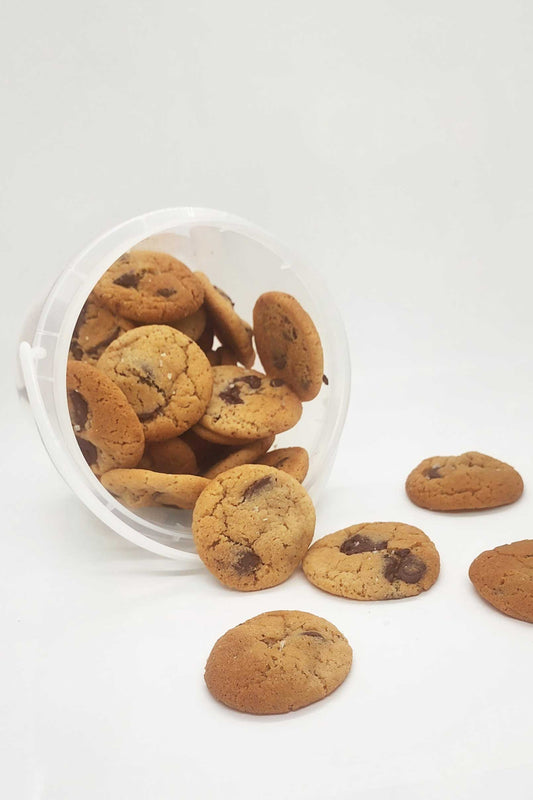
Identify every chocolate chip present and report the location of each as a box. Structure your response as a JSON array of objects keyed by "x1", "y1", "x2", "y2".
[
  {"x1": 113, "y1": 270, "x2": 140, "y2": 289},
  {"x1": 156, "y1": 287, "x2": 176, "y2": 297},
  {"x1": 272, "y1": 353, "x2": 287, "y2": 370},
  {"x1": 76, "y1": 437, "x2": 98, "y2": 466},
  {"x1": 424, "y1": 466, "x2": 442, "y2": 479},
  {"x1": 383, "y1": 549, "x2": 427, "y2": 584},
  {"x1": 138, "y1": 409, "x2": 161, "y2": 421},
  {"x1": 237, "y1": 375, "x2": 262, "y2": 390},
  {"x1": 69, "y1": 341, "x2": 84, "y2": 361},
  {"x1": 234, "y1": 549, "x2": 261, "y2": 575},
  {"x1": 340, "y1": 534, "x2": 388, "y2": 555},
  {"x1": 214, "y1": 286, "x2": 234, "y2": 306},
  {"x1": 242, "y1": 476, "x2": 273, "y2": 501},
  {"x1": 300, "y1": 630, "x2": 325, "y2": 640},
  {"x1": 68, "y1": 390, "x2": 89, "y2": 429},
  {"x1": 218, "y1": 384, "x2": 243, "y2": 405},
  {"x1": 322, "y1": 374, "x2": 329, "y2": 385},
  {"x1": 270, "y1": 378, "x2": 285, "y2": 387}
]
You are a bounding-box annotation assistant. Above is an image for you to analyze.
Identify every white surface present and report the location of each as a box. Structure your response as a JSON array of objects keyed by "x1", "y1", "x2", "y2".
[{"x1": 1, "y1": 2, "x2": 533, "y2": 798}]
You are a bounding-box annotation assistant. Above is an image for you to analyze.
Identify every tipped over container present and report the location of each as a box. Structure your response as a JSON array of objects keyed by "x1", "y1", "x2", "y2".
[{"x1": 19, "y1": 207, "x2": 350, "y2": 561}]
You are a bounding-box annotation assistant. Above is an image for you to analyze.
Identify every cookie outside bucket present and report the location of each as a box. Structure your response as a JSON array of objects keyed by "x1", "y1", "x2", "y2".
[{"x1": 19, "y1": 208, "x2": 350, "y2": 561}]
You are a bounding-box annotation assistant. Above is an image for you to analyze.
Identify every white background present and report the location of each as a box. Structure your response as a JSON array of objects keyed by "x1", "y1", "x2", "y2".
[{"x1": 2, "y1": 1, "x2": 533, "y2": 798}]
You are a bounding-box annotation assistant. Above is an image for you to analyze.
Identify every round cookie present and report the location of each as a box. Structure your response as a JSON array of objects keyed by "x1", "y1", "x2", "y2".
[
  {"x1": 192, "y1": 464, "x2": 315, "y2": 591},
  {"x1": 171, "y1": 306, "x2": 207, "y2": 341},
  {"x1": 256, "y1": 447, "x2": 309, "y2": 483},
  {"x1": 69, "y1": 294, "x2": 135, "y2": 364},
  {"x1": 194, "y1": 272, "x2": 255, "y2": 368},
  {"x1": 405, "y1": 451, "x2": 524, "y2": 511},
  {"x1": 66, "y1": 360, "x2": 144, "y2": 477},
  {"x1": 303, "y1": 522, "x2": 440, "y2": 600},
  {"x1": 96, "y1": 325, "x2": 213, "y2": 442},
  {"x1": 469, "y1": 540, "x2": 533, "y2": 623},
  {"x1": 253, "y1": 292, "x2": 324, "y2": 401},
  {"x1": 100, "y1": 469, "x2": 209, "y2": 509},
  {"x1": 203, "y1": 436, "x2": 275, "y2": 480},
  {"x1": 138, "y1": 437, "x2": 198, "y2": 475},
  {"x1": 93, "y1": 250, "x2": 204, "y2": 323},
  {"x1": 199, "y1": 366, "x2": 302, "y2": 441},
  {"x1": 204, "y1": 610, "x2": 352, "y2": 714}
]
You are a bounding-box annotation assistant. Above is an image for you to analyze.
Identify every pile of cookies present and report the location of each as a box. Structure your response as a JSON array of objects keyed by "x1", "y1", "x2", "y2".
[
  {"x1": 66, "y1": 247, "x2": 532, "y2": 716},
  {"x1": 67, "y1": 248, "x2": 325, "y2": 510}
]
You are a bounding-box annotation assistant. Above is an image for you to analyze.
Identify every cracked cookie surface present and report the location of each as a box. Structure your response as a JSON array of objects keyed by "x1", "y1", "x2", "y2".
[
  {"x1": 253, "y1": 291, "x2": 324, "y2": 401},
  {"x1": 406, "y1": 451, "x2": 524, "y2": 511},
  {"x1": 194, "y1": 272, "x2": 255, "y2": 367},
  {"x1": 256, "y1": 446, "x2": 309, "y2": 483},
  {"x1": 100, "y1": 468, "x2": 209, "y2": 509},
  {"x1": 93, "y1": 250, "x2": 204, "y2": 323},
  {"x1": 199, "y1": 365, "x2": 302, "y2": 440},
  {"x1": 192, "y1": 464, "x2": 315, "y2": 591},
  {"x1": 66, "y1": 360, "x2": 145, "y2": 477},
  {"x1": 303, "y1": 522, "x2": 440, "y2": 600},
  {"x1": 69, "y1": 293, "x2": 135, "y2": 364},
  {"x1": 97, "y1": 325, "x2": 213, "y2": 441},
  {"x1": 469, "y1": 540, "x2": 533, "y2": 623},
  {"x1": 204, "y1": 610, "x2": 352, "y2": 714}
]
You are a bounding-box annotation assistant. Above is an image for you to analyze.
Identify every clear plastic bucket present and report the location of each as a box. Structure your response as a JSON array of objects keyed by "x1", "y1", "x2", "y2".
[{"x1": 19, "y1": 207, "x2": 350, "y2": 561}]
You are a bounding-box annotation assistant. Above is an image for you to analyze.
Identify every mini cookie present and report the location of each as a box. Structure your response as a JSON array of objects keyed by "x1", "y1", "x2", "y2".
[
  {"x1": 303, "y1": 522, "x2": 440, "y2": 600},
  {"x1": 406, "y1": 451, "x2": 524, "y2": 511},
  {"x1": 192, "y1": 464, "x2": 315, "y2": 591},
  {"x1": 199, "y1": 366, "x2": 302, "y2": 441},
  {"x1": 469, "y1": 540, "x2": 533, "y2": 623},
  {"x1": 253, "y1": 292, "x2": 324, "y2": 401},
  {"x1": 96, "y1": 325, "x2": 213, "y2": 441},
  {"x1": 203, "y1": 436, "x2": 275, "y2": 480},
  {"x1": 100, "y1": 469, "x2": 209, "y2": 509},
  {"x1": 69, "y1": 294, "x2": 135, "y2": 364},
  {"x1": 138, "y1": 437, "x2": 198, "y2": 475},
  {"x1": 194, "y1": 272, "x2": 255, "y2": 367},
  {"x1": 93, "y1": 250, "x2": 204, "y2": 323},
  {"x1": 256, "y1": 447, "x2": 309, "y2": 483},
  {"x1": 204, "y1": 610, "x2": 352, "y2": 715},
  {"x1": 171, "y1": 306, "x2": 207, "y2": 341},
  {"x1": 191, "y1": 423, "x2": 254, "y2": 447},
  {"x1": 66, "y1": 361, "x2": 144, "y2": 477}
]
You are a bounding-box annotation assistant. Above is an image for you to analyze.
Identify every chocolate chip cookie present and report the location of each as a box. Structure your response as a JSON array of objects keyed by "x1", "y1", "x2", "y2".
[
  {"x1": 66, "y1": 361, "x2": 145, "y2": 477},
  {"x1": 69, "y1": 294, "x2": 135, "y2": 364},
  {"x1": 303, "y1": 522, "x2": 440, "y2": 600},
  {"x1": 406, "y1": 451, "x2": 524, "y2": 511},
  {"x1": 96, "y1": 325, "x2": 213, "y2": 441},
  {"x1": 194, "y1": 272, "x2": 255, "y2": 367},
  {"x1": 199, "y1": 366, "x2": 302, "y2": 441},
  {"x1": 204, "y1": 610, "x2": 353, "y2": 714},
  {"x1": 192, "y1": 464, "x2": 315, "y2": 591},
  {"x1": 93, "y1": 250, "x2": 204, "y2": 323},
  {"x1": 253, "y1": 291, "x2": 324, "y2": 401},
  {"x1": 256, "y1": 446, "x2": 309, "y2": 483},
  {"x1": 100, "y1": 468, "x2": 209, "y2": 509},
  {"x1": 469, "y1": 540, "x2": 533, "y2": 623}
]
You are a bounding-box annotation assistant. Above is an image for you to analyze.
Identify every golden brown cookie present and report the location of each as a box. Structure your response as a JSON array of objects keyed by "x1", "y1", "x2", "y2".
[
  {"x1": 138, "y1": 437, "x2": 198, "y2": 475},
  {"x1": 253, "y1": 292, "x2": 324, "y2": 401},
  {"x1": 66, "y1": 361, "x2": 144, "y2": 477},
  {"x1": 192, "y1": 464, "x2": 315, "y2": 591},
  {"x1": 199, "y1": 366, "x2": 302, "y2": 441},
  {"x1": 203, "y1": 436, "x2": 275, "y2": 479},
  {"x1": 96, "y1": 325, "x2": 213, "y2": 442},
  {"x1": 256, "y1": 447, "x2": 309, "y2": 483},
  {"x1": 194, "y1": 272, "x2": 255, "y2": 367},
  {"x1": 405, "y1": 451, "x2": 524, "y2": 511},
  {"x1": 100, "y1": 469, "x2": 209, "y2": 509},
  {"x1": 204, "y1": 610, "x2": 353, "y2": 714},
  {"x1": 469, "y1": 540, "x2": 533, "y2": 623},
  {"x1": 69, "y1": 294, "x2": 135, "y2": 365},
  {"x1": 93, "y1": 250, "x2": 204, "y2": 323},
  {"x1": 302, "y1": 522, "x2": 440, "y2": 600},
  {"x1": 190, "y1": 423, "x2": 253, "y2": 447}
]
